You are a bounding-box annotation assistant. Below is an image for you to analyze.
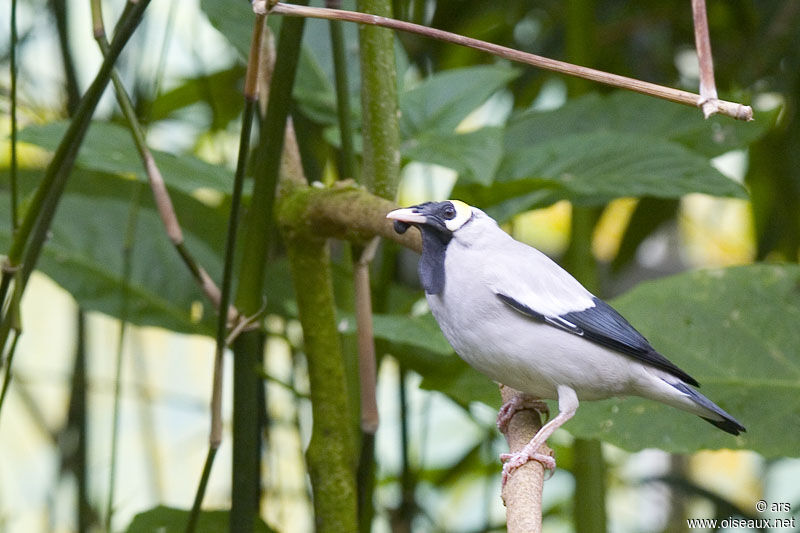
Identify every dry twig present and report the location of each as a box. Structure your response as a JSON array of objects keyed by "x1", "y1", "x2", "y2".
[{"x1": 256, "y1": 1, "x2": 752, "y2": 121}]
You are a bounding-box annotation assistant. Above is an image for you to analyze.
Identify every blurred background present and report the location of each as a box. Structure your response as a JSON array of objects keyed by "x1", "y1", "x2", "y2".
[{"x1": 1, "y1": 0, "x2": 799, "y2": 531}]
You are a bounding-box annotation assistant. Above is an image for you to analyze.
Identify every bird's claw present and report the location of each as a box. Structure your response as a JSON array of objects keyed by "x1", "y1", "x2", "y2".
[
  {"x1": 500, "y1": 449, "x2": 556, "y2": 486},
  {"x1": 497, "y1": 395, "x2": 549, "y2": 434}
]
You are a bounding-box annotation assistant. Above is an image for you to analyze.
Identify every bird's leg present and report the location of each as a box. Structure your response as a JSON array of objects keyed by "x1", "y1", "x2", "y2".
[
  {"x1": 496, "y1": 390, "x2": 549, "y2": 434},
  {"x1": 500, "y1": 385, "x2": 578, "y2": 486}
]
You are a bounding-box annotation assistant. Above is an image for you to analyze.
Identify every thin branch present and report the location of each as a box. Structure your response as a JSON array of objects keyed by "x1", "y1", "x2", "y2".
[
  {"x1": 691, "y1": 0, "x2": 719, "y2": 118},
  {"x1": 105, "y1": 185, "x2": 141, "y2": 532},
  {"x1": 0, "y1": 331, "x2": 21, "y2": 421},
  {"x1": 187, "y1": 14, "x2": 265, "y2": 533},
  {"x1": 499, "y1": 385, "x2": 546, "y2": 533},
  {"x1": 355, "y1": 237, "x2": 381, "y2": 434},
  {"x1": 209, "y1": 12, "x2": 265, "y2": 448},
  {"x1": 258, "y1": 1, "x2": 753, "y2": 121},
  {"x1": 327, "y1": 0, "x2": 358, "y2": 181},
  {"x1": 90, "y1": 0, "x2": 236, "y2": 321}
]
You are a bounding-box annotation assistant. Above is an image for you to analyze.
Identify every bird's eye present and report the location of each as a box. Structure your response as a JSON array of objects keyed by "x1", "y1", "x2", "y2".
[{"x1": 442, "y1": 205, "x2": 456, "y2": 219}]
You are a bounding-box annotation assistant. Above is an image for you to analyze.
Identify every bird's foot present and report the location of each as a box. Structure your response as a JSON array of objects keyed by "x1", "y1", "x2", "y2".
[
  {"x1": 500, "y1": 448, "x2": 556, "y2": 486},
  {"x1": 497, "y1": 394, "x2": 549, "y2": 434}
]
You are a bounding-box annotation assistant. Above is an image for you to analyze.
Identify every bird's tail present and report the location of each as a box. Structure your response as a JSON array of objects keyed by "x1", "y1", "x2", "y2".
[{"x1": 670, "y1": 381, "x2": 746, "y2": 435}]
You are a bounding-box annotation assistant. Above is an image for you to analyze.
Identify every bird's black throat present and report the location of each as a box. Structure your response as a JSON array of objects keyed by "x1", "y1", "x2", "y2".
[{"x1": 418, "y1": 228, "x2": 451, "y2": 295}]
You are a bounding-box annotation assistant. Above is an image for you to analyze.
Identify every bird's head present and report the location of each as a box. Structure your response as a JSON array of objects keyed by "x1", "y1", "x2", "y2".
[
  {"x1": 385, "y1": 200, "x2": 475, "y2": 242},
  {"x1": 386, "y1": 200, "x2": 476, "y2": 294}
]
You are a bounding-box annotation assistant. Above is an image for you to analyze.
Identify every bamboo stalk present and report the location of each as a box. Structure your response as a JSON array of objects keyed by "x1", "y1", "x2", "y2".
[
  {"x1": 9, "y1": 0, "x2": 19, "y2": 231},
  {"x1": 284, "y1": 237, "x2": 359, "y2": 533},
  {"x1": 186, "y1": 15, "x2": 265, "y2": 533}
]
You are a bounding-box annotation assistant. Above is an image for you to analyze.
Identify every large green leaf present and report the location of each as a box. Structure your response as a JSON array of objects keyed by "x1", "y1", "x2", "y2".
[
  {"x1": 340, "y1": 312, "x2": 453, "y2": 356},
  {"x1": 506, "y1": 92, "x2": 777, "y2": 158},
  {"x1": 565, "y1": 264, "x2": 800, "y2": 457},
  {"x1": 399, "y1": 64, "x2": 519, "y2": 137},
  {"x1": 0, "y1": 170, "x2": 227, "y2": 336},
  {"x1": 455, "y1": 131, "x2": 747, "y2": 221},
  {"x1": 498, "y1": 131, "x2": 746, "y2": 199},
  {"x1": 199, "y1": 0, "x2": 255, "y2": 60},
  {"x1": 401, "y1": 127, "x2": 504, "y2": 186},
  {"x1": 148, "y1": 66, "x2": 246, "y2": 129},
  {"x1": 451, "y1": 91, "x2": 769, "y2": 219},
  {"x1": 125, "y1": 505, "x2": 274, "y2": 533},
  {"x1": 18, "y1": 121, "x2": 234, "y2": 196}
]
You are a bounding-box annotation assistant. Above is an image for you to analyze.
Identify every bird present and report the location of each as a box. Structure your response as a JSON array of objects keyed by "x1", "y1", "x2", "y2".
[{"x1": 386, "y1": 200, "x2": 745, "y2": 482}]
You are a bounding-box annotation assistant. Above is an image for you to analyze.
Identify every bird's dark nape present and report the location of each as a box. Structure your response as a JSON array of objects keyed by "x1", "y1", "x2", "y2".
[{"x1": 701, "y1": 416, "x2": 746, "y2": 436}]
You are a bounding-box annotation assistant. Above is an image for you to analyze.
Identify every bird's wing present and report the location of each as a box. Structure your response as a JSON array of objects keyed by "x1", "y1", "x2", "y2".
[{"x1": 485, "y1": 246, "x2": 699, "y2": 386}]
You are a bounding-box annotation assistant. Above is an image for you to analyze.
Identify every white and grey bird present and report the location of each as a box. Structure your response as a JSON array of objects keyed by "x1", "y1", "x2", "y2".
[{"x1": 386, "y1": 200, "x2": 745, "y2": 481}]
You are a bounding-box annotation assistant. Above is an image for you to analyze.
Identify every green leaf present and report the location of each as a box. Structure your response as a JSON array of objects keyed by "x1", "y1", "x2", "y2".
[
  {"x1": 350, "y1": 311, "x2": 501, "y2": 408},
  {"x1": 506, "y1": 92, "x2": 776, "y2": 158},
  {"x1": 148, "y1": 66, "x2": 246, "y2": 129},
  {"x1": 401, "y1": 127, "x2": 504, "y2": 186},
  {"x1": 0, "y1": 170, "x2": 227, "y2": 336},
  {"x1": 418, "y1": 357, "x2": 502, "y2": 409},
  {"x1": 399, "y1": 64, "x2": 519, "y2": 137},
  {"x1": 455, "y1": 131, "x2": 746, "y2": 220},
  {"x1": 125, "y1": 505, "x2": 274, "y2": 533},
  {"x1": 452, "y1": 91, "x2": 768, "y2": 220},
  {"x1": 292, "y1": 44, "x2": 346, "y2": 126},
  {"x1": 199, "y1": 0, "x2": 255, "y2": 60},
  {"x1": 501, "y1": 131, "x2": 746, "y2": 199},
  {"x1": 339, "y1": 312, "x2": 453, "y2": 356},
  {"x1": 566, "y1": 264, "x2": 800, "y2": 457},
  {"x1": 18, "y1": 121, "x2": 234, "y2": 196}
]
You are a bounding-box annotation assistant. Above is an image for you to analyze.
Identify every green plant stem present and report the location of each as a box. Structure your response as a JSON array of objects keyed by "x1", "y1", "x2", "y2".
[
  {"x1": 284, "y1": 236, "x2": 358, "y2": 533},
  {"x1": 212, "y1": 15, "x2": 264, "y2": 447},
  {"x1": 277, "y1": 185, "x2": 421, "y2": 252},
  {"x1": 105, "y1": 184, "x2": 141, "y2": 532},
  {"x1": 231, "y1": 329, "x2": 264, "y2": 533},
  {"x1": 71, "y1": 309, "x2": 90, "y2": 533},
  {"x1": 357, "y1": 0, "x2": 400, "y2": 200},
  {"x1": 0, "y1": 331, "x2": 20, "y2": 422},
  {"x1": 572, "y1": 439, "x2": 607, "y2": 533},
  {"x1": 396, "y1": 366, "x2": 414, "y2": 531},
  {"x1": 328, "y1": 14, "x2": 358, "y2": 181},
  {"x1": 187, "y1": 16, "x2": 264, "y2": 533},
  {"x1": 9, "y1": 0, "x2": 19, "y2": 231},
  {"x1": 563, "y1": 1, "x2": 607, "y2": 526},
  {"x1": 236, "y1": 3, "x2": 307, "y2": 316},
  {"x1": 353, "y1": 2, "x2": 400, "y2": 525},
  {"x1": 0, "y1": 0, "x2": 151, "y2": 352},
  {"x1": 50, "y1": 0, "x2": 81, "y2": 115},
  {"x1": 185, "y1": 447, "x2": 218, "y2": 533},
  {"x1": 227, "y1": 10, "x2": 306, "y2": 533}
]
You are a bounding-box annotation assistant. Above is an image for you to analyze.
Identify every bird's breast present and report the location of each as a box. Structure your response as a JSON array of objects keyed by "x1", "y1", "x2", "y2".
[{"x1": 425, "y1": 260, "x2": 638, "y2": 401}]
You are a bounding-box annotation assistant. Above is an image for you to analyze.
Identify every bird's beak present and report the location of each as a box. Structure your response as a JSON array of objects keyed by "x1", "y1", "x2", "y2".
[
  {"x1": 386, "y1": 206, "x2": 428, "y2": 235},
  {"x1": 386, "y1": 207, "x2": 428, "y2": 224}
]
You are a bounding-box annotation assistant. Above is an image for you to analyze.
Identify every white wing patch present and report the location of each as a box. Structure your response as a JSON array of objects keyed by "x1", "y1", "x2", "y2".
[{"x1": 484, "y1": 238, "x2": 595, "y2": 317}]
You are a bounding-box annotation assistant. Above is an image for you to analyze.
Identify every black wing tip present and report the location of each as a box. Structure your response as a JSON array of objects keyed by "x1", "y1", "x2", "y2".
[
  {"x1": 648, "y1": 347, "x2": 699, "y2": 386},
  {"x1": 701, "y1": 416, "x2": 747, "y2": 436}
]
